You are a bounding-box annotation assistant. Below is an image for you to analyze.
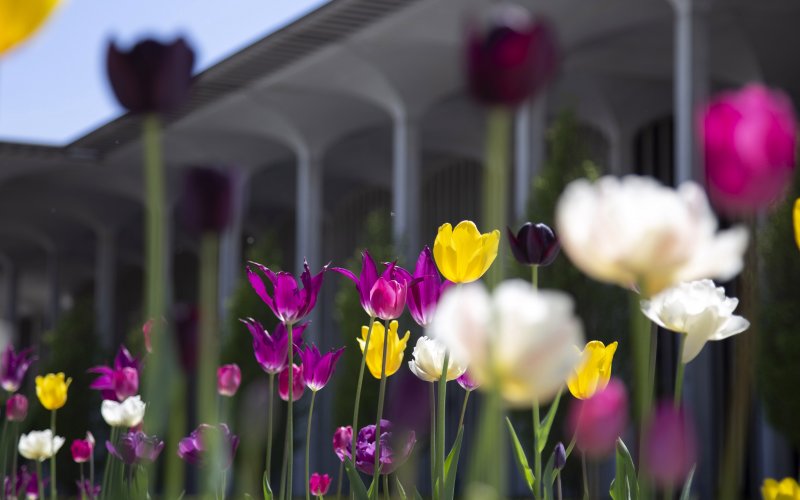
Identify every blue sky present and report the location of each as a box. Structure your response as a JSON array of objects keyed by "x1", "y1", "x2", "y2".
[{"x1": 0, "y1": 0, "x2": 330, "y2": 146}]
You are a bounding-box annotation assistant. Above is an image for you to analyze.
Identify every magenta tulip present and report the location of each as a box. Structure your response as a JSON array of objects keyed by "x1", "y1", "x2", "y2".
[
  {"x1": 643, "y1": 402, "x2": 697, "y2": 489},
  {"x1": 6, "y1": 394, "x2": 27, "y2": 422},
  {"x1": 701, "y1": 84, "x2": 798, "y2": 214},
  {"x1": 106, "y1": 431, "x2": 164, "y2": 465},
  {"x1": 217, "y1": 364, "x2": 241, "y2": 397},
  {"x1": 456, "y1": 372, "x2": 479, "y2": 392},
  {"x1": 407, "y1": 246, "x2": 452, "y2": 326},
  {"x1": 0, "y1": 346, "x2": 36, "y2": 393},
  {"x1": 247, "y1": 260, "x2": 327, "y2": 325},
  {"x1": 71, "y1": 436, "x2": 94, "y2": 464},
  {"x1": 369, "y1": 277, "x2": 407, "y2": 321},
  {"x1": 241, "y1": 318, "x2": 306, "y2": 375},
  {"x1": 88, "y1": 345, "x2": 140, "y2": 401},
  {"x1": 309, "y1": 473, "x2": 331, "y2": 496},
  {"x1": 278, "y1": 364, "x2": 305, "y2": 402},
  {"x1": 332, "y1": 426, "x2": 352, "y2": 462},
  {"x1": 178, "y1": 423, "x2": 239, "y2": 469},
  {"x1": 332, "y1": 251, "x2": 381, "y2": 317},
  {"x1": 299, "y1": 344, "x2": 345, "y2": 392},
  {"x1": 567, "y1": 377, "x2": 628, "y2": 458}
]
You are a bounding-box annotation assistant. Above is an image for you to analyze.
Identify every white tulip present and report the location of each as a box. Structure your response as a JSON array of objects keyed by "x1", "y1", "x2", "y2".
[
  {"x1": 101, "y1": 395, "x2": 146, "y2": 428},
  {"x1": 408, "y1": 336, "x2": 467, "y2": 383},
  {"x1": 641, "y1": 279, "x2": 750, "y2": 363},
  {"x1": 427, "y1": 280, "x2": 583, "y2": 407},
  {"x1": 18, "y1": 429, "x2": 64, "y2": 461},
  {"x1": 555, "y1": 176, "x2": 749, "y2": 297}
]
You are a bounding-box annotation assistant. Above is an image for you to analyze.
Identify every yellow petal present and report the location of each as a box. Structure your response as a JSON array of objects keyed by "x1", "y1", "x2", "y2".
[
  {"x1": 433, "y1": 223, "x2": 457, "y2": 282},
  {"x1": 793, "y1": 198, "x2": 800, "y2": 252},
  {"x1": 567, "y1": 341, "x2": 618, "y2": 400},
  {"x1": 0, "y1": 0, "x2": 61, "y2": 55}
]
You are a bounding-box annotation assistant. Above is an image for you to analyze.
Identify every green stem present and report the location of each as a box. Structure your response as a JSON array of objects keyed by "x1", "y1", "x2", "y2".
[
  {"x1": 531, "y1": 265, "x2": 538, "y2": 289},
  {"x1": 278, "y1": 428, "x2": 289, "y2": 500},
  {"x1": 89, "y1": 440, "x2": 95, "y2": 498},
  {"x1": 221, "y1": 468, "x2": 227, "y2": 500},
  {"x1": 436, "y1": 352, "x2": 449, "y2": 499},
  {"x1": 532, "y1": 399, "x2": 541, "y2": 500},
  {"x1": 50, "y1": 410, "x2": 56, "y2": 500},
  {"x1": 37, "y1": 460, "x2": 44, "y2": 500},
  {"x1": 482, "y1": 107, "x2": 512, "y2": 289},
  {"x1": 305, "y1": 391, "x2": 317, "y2": 500},
  {"x1": 335, "y1": 459, "x2": 344, "y2": 499},
  {"x1": 80, "y1": 462, "x2": 86, "y2": 500},
  {"x1": 267, "y1": 373, "x2": 275, "y2": 480},
  {"x1": 165, "y1": 377, "x2": 186, "y2": 500},
  {"x1": 372, "y1": 320, "x2": 391, "y2": 492},
  {"x1": 458, "y1": 390, "x2": 471, "y2": 430},
  {"x1": 382, "y1": 474, "x2": 389, "y2": 500},
  {"x1": 429, "y1": 383, "x2": 436, "y2": 491},
  {"x1": 630, "y1": 292, "x2": 655, "y2": 498},
  {"x1": 101, "y1": 427, "x2": 117, "y2": 500},
  {"x1": 287, "y1": 322, "x2": 295, "y2": 500},
  {"x1": 12, "y1": 422, "x2": 19, "y2": 497},
  {"x1": 581, "y1": 453, "x2": 589, "y2": 500},
  {"x1": 556, "y1": 473, "x2": 562, "y2": 500},
  {"x1": 352, "y1": 316, "x2": 376, "y2": 473},
  {"x1": 1, "y1": 417, "x2": 8, "y2": 482},
  {"x1": 674, "y1": 335, "x2": 686, "y2": 408}
]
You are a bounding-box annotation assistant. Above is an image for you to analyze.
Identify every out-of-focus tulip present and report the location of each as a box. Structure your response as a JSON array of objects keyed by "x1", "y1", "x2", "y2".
[
  {"x1": 407, "y1": 246, "x2": 452, "y2": 327},
  {"x1": 761, "y1": 477, "x2": 800, "y2": 500},
  {"x1": 0, "y1": 0, "x2": 61, "y2": 55},
  {"x1": 106, "y1": 38, "x2": 195, "y2": 114},
  {"x1": 106, "y1": 431, "x2": 164, "y2": 465},
  {"x1": 794, "y1": 199, "x2": 800, "y2": 252},
  {"x1": 428, "y1": 281, "x2": 582, "y2": 406},
  {"x1": 6, "y1": 394, "x2": 28, "y2": 422},
  {"x1": 309, "y1": 473, "x2": 331, "y2": 496},
  {"x1": 217, "y1": 364, "x2": 241, "y2": 397},
  {"x1": 642, "y1": 402, "x2": 697, "y2": 489},
  {"x1": 241, "y1": 318, "x2": 306, "y2": 375},
  {"x1": 700, "y1": 84, "x2": 797, "y2": 215},
  {"x1": 177, "y1": 423, "x2": 239, "y2": 469},
  {"x1": 554, "y1": 442, "x2": 567, "y2": 471},
  {"x1": 466, "y1": 3, "x2": 558, "y2": 107},
  {"x1": 278, "y1": 364, "x2": 304, "y2": 402},
  {"x1": 507, "y1": 222, "x2": 560, "y2": 267},
  {"x1": 70, "y1": 433, "x2": 94, "y2": 463},
  {"x1": 101, "y1": 395, "x2": 146, "y2": 428},
  {"x1": 88, "y1": 345, "x2": 140, "y2": 401},
  {"x1": 407, "y1": 336, "x2": 467, "y2": 383},
  {"x1": 5, "y1": 466, "x2": 46, "y2": 499},
  {"x1": 641, "y1": 279, "x2": 749, "y2": 363},
  {"x1": 556, "y1": 176, "x2": 749, "y2": 297},
  {"x1": 567, "y1": 378, "x2": 628, "y2": 458},
  {"x1": 336, "y1": 420, "x2": 416, "y2": 476},
  {"x1": 181, "y1": 167, "x2": 235, "y2": 234},
  {"x1": 76, "y1": 479, "x2": 100, "y2": 500},
  {"x1": 247, "y1": 260, "x2": 327, "y2": 325},
  {"x1": 567, "y1": 341, "x2": 618, "y2": 400},
  {"x1": 370, "y1": 277, "x2": 407, "y2": 321},
  {"x1": 433, "y1": 221, "x2": 500, "y2": 284},
  {"x1": 299, "y1": 345, "x2": 344, "y2": 392},
  {"x1": 332, "y1": 251, "x2": 380, "y2": 318},
  {"x1": 18, "y1": 430, "x2": 64, "y2": 461},
  {"x1": 456, "y1": 372, "x2": 479, "y2": 392},
  {"x1": 335, "y1": 257, "x2": 412, "y2": 319},
  {"x1": 332, "y1": 426, "x2": 352, "y2": 462},
  {"x1": 0, "y1": 346, "x2": 36, "y2": 393},
  {"x1": 358, "y1": 320, "x2": 410, "y2": 379},
  {"x1": 35, "y1": 373, "x2": 70, "y2": 410}
]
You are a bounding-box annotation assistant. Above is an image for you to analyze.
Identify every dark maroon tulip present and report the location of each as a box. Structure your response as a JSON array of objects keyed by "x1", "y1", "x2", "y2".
[
  {"x1": 554, "y1": 442, "x2": 566, "y2": 470},
  {"x1": 6, "y1": 394, "x2": 28, "y2": 422},
  {"x1": 643, "y1": 402, "x2": 697, "y2": 489},
  {"x1": 177, "y1": 423, "x2": 239, "y2": 469},
  {"x1": 466, "y1": 4, "x2": 558, "y2": 107},
  {"x1": 106, "y1": 38, "x2": 195, "y2": 114},
  {"x1": 507, "y1": 222, "x2": 560, "y2": 267},
  {"x1": 181, "y1": 167, "x2": 235, "y2": 234}
]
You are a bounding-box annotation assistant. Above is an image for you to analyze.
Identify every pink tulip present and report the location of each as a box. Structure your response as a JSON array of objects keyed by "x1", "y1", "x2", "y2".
[
  {"x1": 278, "y1": 364, "x2": 305, "y2": 402},
  {"x1": 217, "y1": 364, "x2": 242, "y2": 397},
  {"x1": 369, "y1": 277, "x2": 407, "y2": 320},
  {"x1": 309, "y1": 473, "x2": 331, "y2": 496},
  {"x1": 71, "y1": 437, "x2": 94, "y2": 463},
  {"x1": 643, "y1": 402, "x2": 697, "y2": 489},
  {"x1": 700, "y1": 84, "x2": 797, "y2": 214},
  {"x1": 567, "y1": 377, "x2": 628, "y2": 458},
  {"x1": 6, "y1": 394, "x2": 28, "y2": 422},
  {"x1": 332, "y1": 426, "x2": 352, "y2": 462}
]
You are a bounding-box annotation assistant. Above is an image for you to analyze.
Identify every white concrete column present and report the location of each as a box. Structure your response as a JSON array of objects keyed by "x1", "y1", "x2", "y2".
[
  {"x1": 95, "y1": 229, "x2": 116, "y2": 350},
  {"x1": 392, "y1": 113, "x2": 421, "y2": 262},
  {"x1": 514, "y1": 95, "x2": 547, "y2": 220},
  {"x1": 46, "y1": 250, "x2": 60, "y2": 331},
  {"x1": 219, "y1": 169, "x2": 250, "y2": 327},
  {"x1": 296, "y1": 147, "x2": 322, "y2": 275}
]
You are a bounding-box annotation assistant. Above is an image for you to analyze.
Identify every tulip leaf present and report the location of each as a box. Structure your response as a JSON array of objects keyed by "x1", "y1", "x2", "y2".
[
  {"x1": 262, "y1": 471, "x2": 273, "y2": 500},
  {"x1": 679, "y1": 465, "x2": 696, "y2": 500},
  {"x1": 396, "y1": 477, "x2": 408, "y2": 500},
  {"x1": 343, "y1": 458, "x2": 370, "y2": 500},
  {"x1": 610, "y1": 438, "x2": 638, "y2": 500},
  {"x1": 505, "y1": 417, "x2": 535, "y2": 493},
  {"x1": 414, "y1": 488, "x2": 425, "y2": 500},
  {"x1": 542, "y1": 451, "x2": 556, "y2": 500},
  {"x1": 443, "y1": 427, "x2": 465, "y2": 500},
  {"x1": 537, "y1": 389, "x2": 563, "y2": 453}
]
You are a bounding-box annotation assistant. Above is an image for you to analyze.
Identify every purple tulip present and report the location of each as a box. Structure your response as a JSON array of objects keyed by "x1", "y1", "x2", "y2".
[
  {"x1": 336, "y1": 420, "x2": 416, "y2": 475},
  {"x1": 71, "y1": 435, "x2": 94, "y2": 463},
  {"x1": 76, "y1": 479, "x2": 101, "y2": 500},
  {"x1": 370, "y1": 277, "x2": 407, "y2": 321},
  {"x1": 278, "y1": 364, "x2": 305, "y2": 402},
  {"x1": 309, "y1": 473, "x2": 331, "y2": 496},
  {"x1": 567, "y1": 378, "x2": 628, "y2": 458},
  {"x1": 241, "y1": 318, "x2": 307, "y2": 375},
  {"x1": 466, "y1": 4, "x2": 558, "y2": 107},
  {"x1": 106, "y1": 38, "x2": 195, "y2": 114},
  {"x1": 177, "y1": 423, "x2": 239, "y2": 469},
  {"x1": 643, "y1": 402, "x2": 697, "y2": 489},
  {"x1": 456, "y1": 372, "x2": 480, "y2": 392},
  {"x1": 106, "y1": 431, "x2": 164, "y2": 465},
  {"x1": 217, "y1": 364, "x2": 241, "y2": 397},
  {"x1": 181, "y1": 167, "x2": 235, "y2": 234},
  {"x1": 554, "y1": 442, "x2": 567, "y2": 471},
  {"x1": 299, "y1": 344, "x2": 345, "y2": 392},
  {"x1": 507, "y1": 222, "x2": 560, "y2": 267},
  {"x1": 407, "y1": 247, "x2": 452, "y2": 326},
  {"x1": 332, "y1": 426, "x2": 352, "y2": 462},
  {"x1": 247, "y1": 260, "x2": 327, "y2": 325},
  {"x1": 332, "y1": 251, "x2": 380, "y2": 317},
  {"x1": 0, "y1": 346, "x2": 36, "y2": 393},
  {"x1": 701, "y1": 84, "x2": 798, "y2": 214},
  {"x1": 88, "y1": 346, "x2": 140, "y2": 401},
  {"x1": 4, "y1": 467, "x2": 46, "y2": 500},
  {"x1": 6, "y1": 394, "x2": 28, "y2": 422}
]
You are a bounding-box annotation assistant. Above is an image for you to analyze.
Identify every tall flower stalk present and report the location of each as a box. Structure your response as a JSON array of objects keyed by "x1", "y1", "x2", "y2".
[
  {"x1": 351, "y1": 315, "x2": 375, "y2": 482},
  {"x1": 372, "y1": 320, "x2": 391, "y2": 489}
]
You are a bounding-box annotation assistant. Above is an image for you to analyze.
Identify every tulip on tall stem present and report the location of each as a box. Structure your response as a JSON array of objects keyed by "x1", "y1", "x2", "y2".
[
  {"x1": 351, "y1": 315, "x2": 375, "y2": 485},
  {"x1": 372, "y1": 320, "x2": 391, "y2": 490}
]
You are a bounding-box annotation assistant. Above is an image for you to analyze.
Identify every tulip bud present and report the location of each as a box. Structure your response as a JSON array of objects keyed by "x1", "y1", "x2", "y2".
[
  {"x1": 217, "y1": 364, "x2": 242, "y2": 397},
  {"x1": 507, "y1": 223, "x2": 560, "y2": 267},
  {"x1": 642, "y1": 402, "x2": 697, "y2": 489},
  {"x1": 71, "y1": 438, "x2": 93, "y2": 463},
  {"x1": 456, "y1": 372, "x2": 480, "y2": 392},
  {"x1": 369, "y1": 277, "x2": 407, "y2": 320},
  {"x1": 181, "y1": 167, "x2": 235, "y2": 234},
  {"x1": 6, "y1": 394, "x2": 28, "y2": 422},
  {"x1": 567, "y1": 378, "x2": 628, "y2": 458},
  {"x1": 309, "y1": 473, "x2": 331, "y2": 496},
  {"x1": 332, "y1": 426, "x2": 352, "y2": 462},
  {"x1": 554, "y1": 442, "x2": 566, "y2": 471},
  {"x1": 278, "y1": 364, "x2": 305, "y2": 402}
]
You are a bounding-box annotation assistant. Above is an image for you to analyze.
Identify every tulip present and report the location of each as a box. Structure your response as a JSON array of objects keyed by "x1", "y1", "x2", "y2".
[
  {"x1": 456, "y1": 372, "x2": 479, "y2": 392},
  {"x1": 18, "y1": 430, "x2": 64, "y2": 461},
  {"x1": 105, "y1": 431, "x2": 164, "y2": 465},
  {"x1": 507, "y1": 222, "x2": 560, "y2": 267},
  {"x1": 369, "y1": 277, "x2": 407, "y2": 321},
  {"x1": 407, "y1": 247, "x2": 452, "y2": 327},
  {"x1": 428, "y1": 281, "x2": 583, "y2": 406},
  {"x1": 76, "y1": 479, "x2": 100, "y2": 500},
  {"x1": 177, "y1": 423, "x2": 239, "y2": 469},
  {"x1": 6, "y1": 394, "x2": 28, "y2": 422},
  {"x1": 101, "y1": 395, "x2": 146, "y2": 428},
  {"x1": 641, "y1": 279, "x2": 750, "y2": 363},
  {"x1": 217, "y1": 364, "x2": 241, "y2": 397},
  {"x1": 88, "y1": 345, "x2": 140, "y2": 401},
  {"x1": 345, "y1": 420, "x2": 416, "y2": 476},
  {"x1": 761, "y1": 477, "x2": 800, "y2": 500},
  {"x1": 407, "y1": 336, "x2": 467, "y2": 382},
  {"x1": 567, "y1": 341, "x2": 618, "y2": 400},
  {"x1": 309, "y1": 473, "x2": 331, "y2": 496},
  {"x1": 642, "y1": 402, "x2": 697, "y2": 489},
  {"x1": 555, "y1": 176, "x2": 749, "y2": 297},
  {"x1": 4, "y1": 466, "x2": 43, "y2": 499},
  {"x1": 106, "y1": 38, "x2": 195, "y2": 114},
  {"x1": 70, "y1": 434, "x2": 94, "y2": 463},
  {"x1": 0, "y1": 346, "x2": 36, "y2": 393},
  {"x1": 466, "y1": 3, "x2": 558, "y2": 107},
  {"x1": 332, "y1": 426, "x2": 352, "y2": 462},
  {"x1": 700, "y1": 84, "x2": 798, "y2": 215},
  {"x1": 278, "y1": 364, "x2": 305, "y2": 402},
  {"x1": 332, "y1": 251, "x2": 380, "y2": 317},
  {"x1": 433, "y1": 221, "x2": 500, "y2": 284},
  {"x1": 181, "y1": 167, "x2": 235, "y2": 234},
  {"x1": 358, "y1": 320, "x2": 410, "y2": 380},
  {"x1": 554, "y1": 442, "x2": 566, "y2": 471},
  {"x1": 299, "y1": 345, "x2": 345, "y2": 392},
  {"x1": 35, "y1": 373, "x2": 70, "y2": 411},
  {"x1": 247, "y1": 260, "x2": 327, "y2": 325},
  {"x1": 795, "y1": 199, "x2": 800, "y2": 252},
  {"x1": 0, "y1": 0, "x2": 62, "y2": 55},
  {"x1": 241, "y1": 318, "x2": 306, "y2": 375},
  {"x1": 567, "y1": 378, "x2": 628, "y2": 458}
]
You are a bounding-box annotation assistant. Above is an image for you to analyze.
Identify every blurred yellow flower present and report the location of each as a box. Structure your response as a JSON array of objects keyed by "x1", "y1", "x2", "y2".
[
  {"x1": 358, "y1": 320, "x2": 410, "y2": 379},
  {"x1": 567, "y1": 341, "x2": 618, "y2": 400},
  {"x1": 35, "y1": 372, "x2": 71, "y2": 410},
  {"x1": 762, "y1": 477, "x2": 800, "y2": 500},
  {"x1": 433, "y1": 221, "x2": 500, "y2": 284},
  {"x1": 0, "y1": 0, "x2": 61, "y2": 55},
  {"x1": 793, "y1": 198, "x2": 800, "y2": 252}
]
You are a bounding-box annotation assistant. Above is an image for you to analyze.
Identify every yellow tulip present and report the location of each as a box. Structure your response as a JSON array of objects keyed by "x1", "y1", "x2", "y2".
[
  {"x1": 0, "y1": 0, "x2": 61, "y2": 55},
  {"x1": 793, "y1": 198, "x2": 800, "y2": 252},
  {"x1": 762, "y1": 477, "x2": 800, "y2": 500},
  {"x1": 567, "y1": 341, "x2": 618, "y2": 400},
  {"x1": 433, "y1": 221, "x2": 500, "y2": 284},
  {"x1": 35, "y1": 372, "x2": 71, "y2": 410},
  {"x1": 358, "y1": 320, "x2": 410, "y2": 379}
]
